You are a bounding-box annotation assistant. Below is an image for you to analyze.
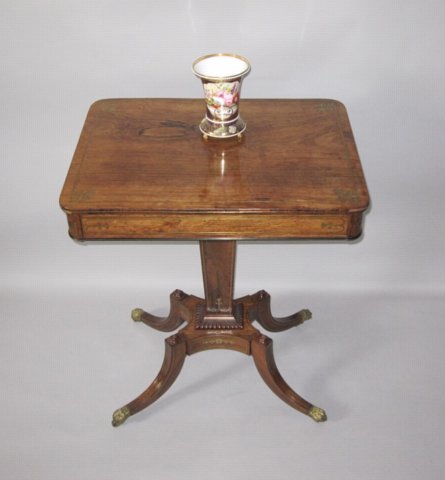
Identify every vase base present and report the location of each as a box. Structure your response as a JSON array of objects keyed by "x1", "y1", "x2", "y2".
[{"x1": 199, "y1": 117, "x2": 246, "y2": 139}]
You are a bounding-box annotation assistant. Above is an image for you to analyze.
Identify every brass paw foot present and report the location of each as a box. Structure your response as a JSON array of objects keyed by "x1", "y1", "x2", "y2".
[
  {"x1": 130, "y1": 291, "x2": 187, "y2": 332},
  {"x1": 253, "y1": 290, "x2": 313, "y2": 332},
  {"x1": 131, "y1": 308, "x2": 144, "y2": 322},
  {"x1": 112, "y1": 406, "x2": 131, "y2": 427},
  {"x1": 308, "y1": 406, "x2": 327, "y2": 423}
]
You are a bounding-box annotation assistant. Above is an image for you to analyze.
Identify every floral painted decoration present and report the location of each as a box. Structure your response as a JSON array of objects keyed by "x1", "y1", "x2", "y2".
[{"x1": 203, "y1": 81, "x2": 240, "y2": 120}]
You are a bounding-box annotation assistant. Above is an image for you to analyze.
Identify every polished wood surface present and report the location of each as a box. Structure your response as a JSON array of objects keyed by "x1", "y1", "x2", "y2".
[
  {"x1": 60, "y1": 98, "x2": 369, "y2": 240},
  {"x1": 112, "y1": 240, "x2": 329, "y2": 426},
  {"x1": 60, "y1": 98, "x2": 369, "y2": 426},
  {"x1": 120, "y1": 283, "x2": 322, "y2": 426}
]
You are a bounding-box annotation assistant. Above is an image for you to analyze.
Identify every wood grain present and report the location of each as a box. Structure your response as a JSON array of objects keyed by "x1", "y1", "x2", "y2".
[
  {"x1": 61, "y1": 99, "x2": 368, "y2": 424},
  {"x1": 60, "y1": 98, "x2": 369, "y2": 240}
]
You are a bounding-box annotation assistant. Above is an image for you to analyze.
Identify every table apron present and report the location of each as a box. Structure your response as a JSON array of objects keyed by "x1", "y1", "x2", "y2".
[{"x1": 67, "y1": 212, "x2": 363, "y2": 240}]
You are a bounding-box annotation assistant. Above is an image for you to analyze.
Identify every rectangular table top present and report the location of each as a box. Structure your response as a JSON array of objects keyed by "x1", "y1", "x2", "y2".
[{"x1": 60, "y1": 98, "x2": 369, "y2": 240}]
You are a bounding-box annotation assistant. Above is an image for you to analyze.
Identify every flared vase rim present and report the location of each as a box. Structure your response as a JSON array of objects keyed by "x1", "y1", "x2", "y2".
[{"x1": 192, "y1": 53, "x2": 251, "y2": 82}]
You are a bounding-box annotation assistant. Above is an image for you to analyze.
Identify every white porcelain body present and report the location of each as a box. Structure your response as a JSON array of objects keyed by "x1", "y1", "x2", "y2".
[{"x1": 192, "y1": 53, "x2": 250, "y2": 138}]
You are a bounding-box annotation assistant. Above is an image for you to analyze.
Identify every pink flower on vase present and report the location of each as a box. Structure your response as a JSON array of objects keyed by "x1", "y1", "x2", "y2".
[{"x1": 223, "y1": 92, "x2": 234, "y2": 106}]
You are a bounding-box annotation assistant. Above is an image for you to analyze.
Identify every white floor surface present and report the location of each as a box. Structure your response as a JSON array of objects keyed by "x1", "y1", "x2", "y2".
[{"x1": 1, "y1": 287, "x2": 444, "y2": 480}]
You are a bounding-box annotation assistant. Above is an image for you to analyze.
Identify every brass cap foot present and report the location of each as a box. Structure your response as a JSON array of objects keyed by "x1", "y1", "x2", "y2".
[
  {"x1": 308, "y1": 406, "x2": 327, "y2": 423},
  {"x1": 112, "y1": 406, "x2": 131, "y2": 427},
  {"x1": 131, "y1": 308, "x2": 144, "y2": 322},
  {"x1": 300, "y1": 309, "x2": 312, "y2": 321}
]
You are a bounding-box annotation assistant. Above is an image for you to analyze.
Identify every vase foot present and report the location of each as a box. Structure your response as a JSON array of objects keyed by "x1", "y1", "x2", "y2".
[{"x1": 199, "y1": 116, "x2": 246, "y2": 139}]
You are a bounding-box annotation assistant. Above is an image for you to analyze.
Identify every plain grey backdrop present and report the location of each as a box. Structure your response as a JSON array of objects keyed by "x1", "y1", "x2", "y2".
[{"x1": 1, "y1": 1, "x2": 444, "y2": 479}]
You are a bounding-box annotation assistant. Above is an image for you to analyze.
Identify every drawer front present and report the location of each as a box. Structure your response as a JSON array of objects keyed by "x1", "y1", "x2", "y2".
[{"x1": 69, "y1": 212, "x2": 358, "y2": 240}]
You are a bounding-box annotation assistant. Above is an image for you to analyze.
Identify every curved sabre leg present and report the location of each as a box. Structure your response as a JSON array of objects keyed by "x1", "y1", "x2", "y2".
[
  {"x1": 251, "y1": 334, "x2": 327, "y2": 422},
  {"x1": 112, "y1": 334, "x2": 187, "y2": 426},
  {"x1": 131, "y1": 289, "x2": 188, "y2": 332},
  {"x1": 251, "y1": 290, "x2": 312, "y2": 332}
]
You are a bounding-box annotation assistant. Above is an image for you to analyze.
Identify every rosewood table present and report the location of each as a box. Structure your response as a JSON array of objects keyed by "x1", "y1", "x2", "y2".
[{"x1": 60, "y1": 98, "x2": 369, "y2": 426}]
